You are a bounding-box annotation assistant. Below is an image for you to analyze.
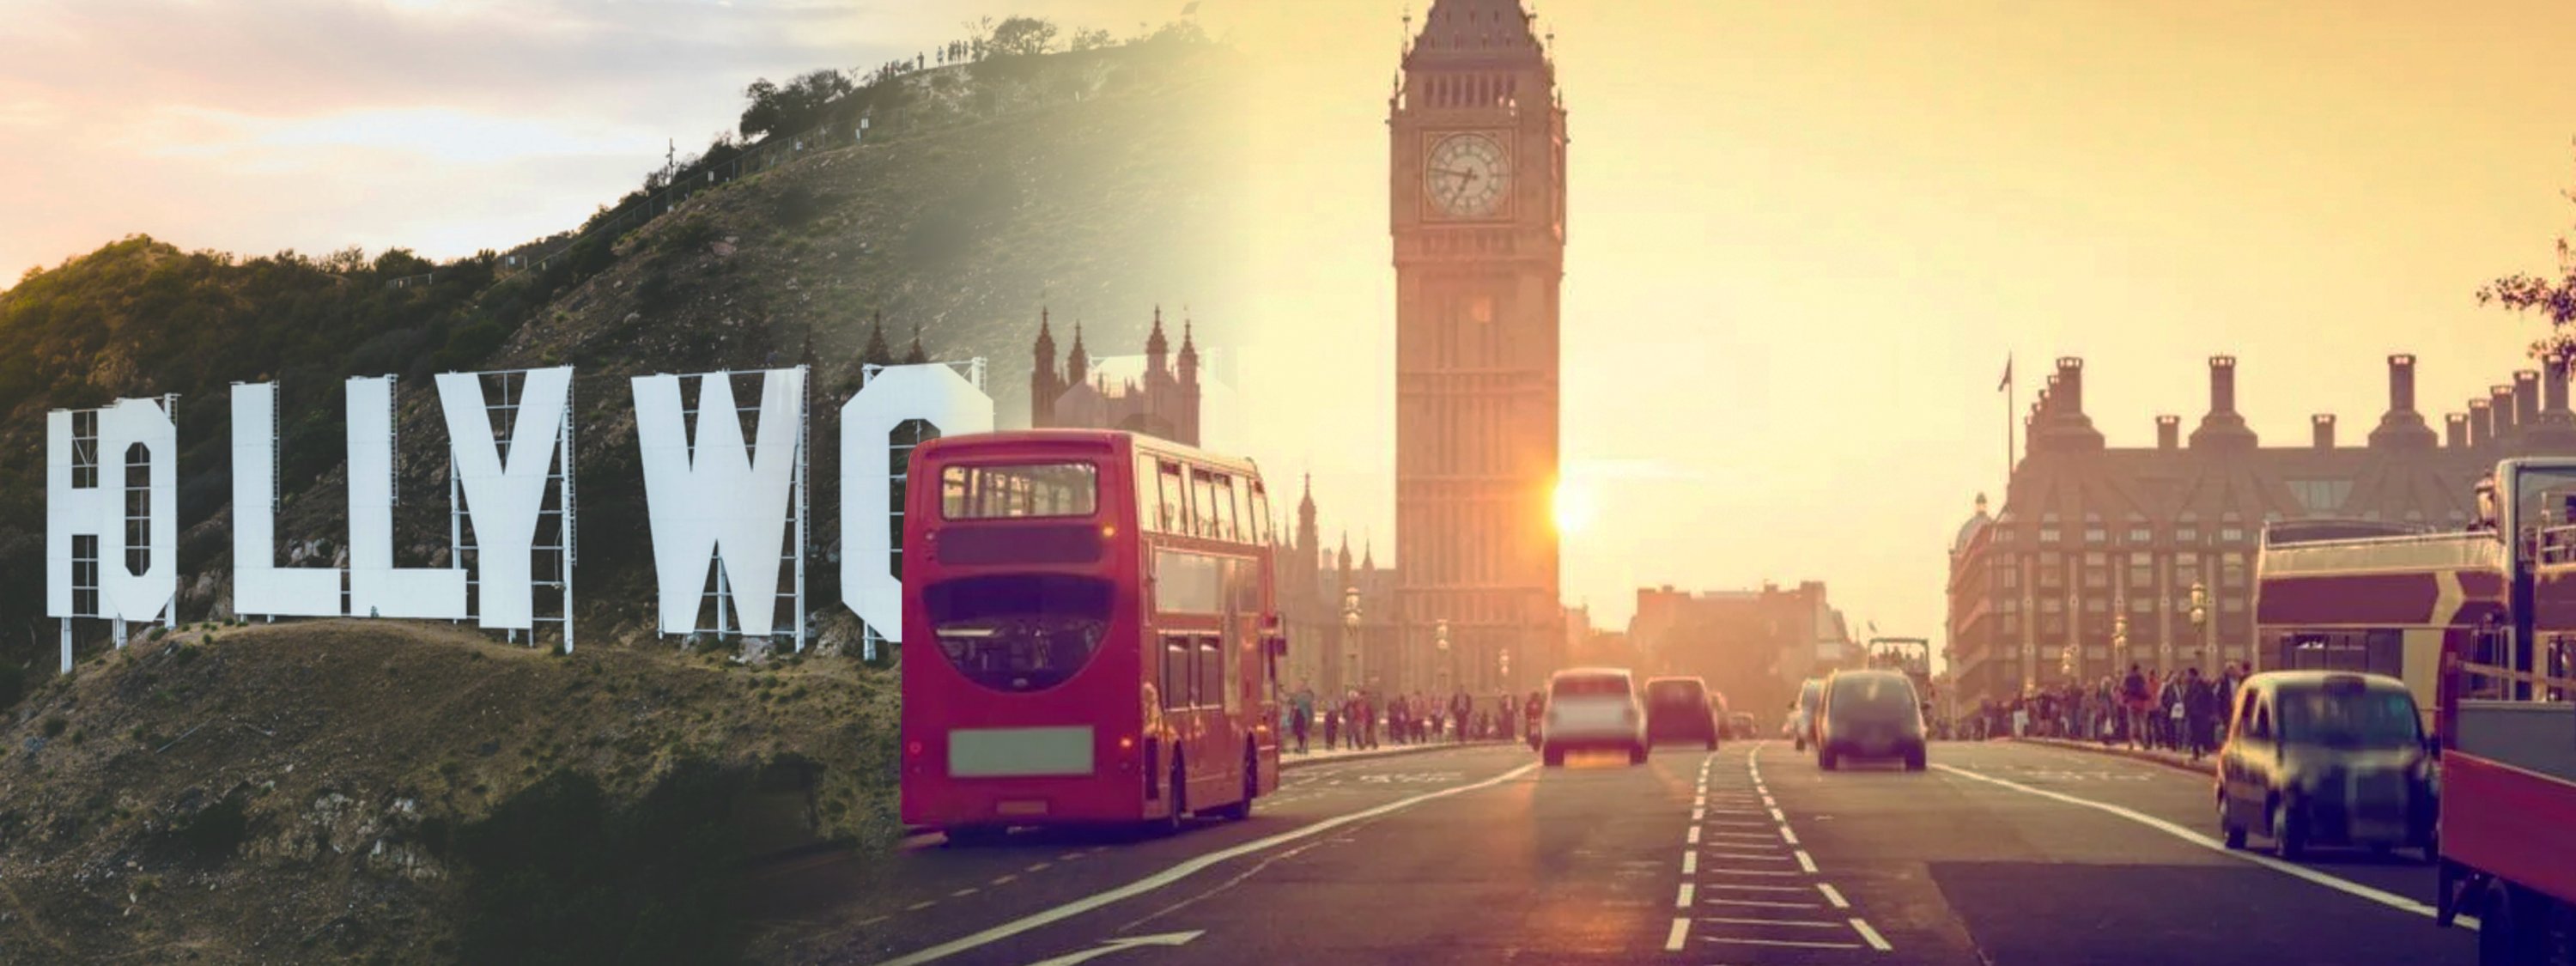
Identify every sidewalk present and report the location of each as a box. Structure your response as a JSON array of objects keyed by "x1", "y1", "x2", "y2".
[
  {"x1": 1280, "y1": 738, "x2": 1517, "y2": 770},
  {"x1": 2009, "y1": 735, "x2": 2215, "y2": 776}
]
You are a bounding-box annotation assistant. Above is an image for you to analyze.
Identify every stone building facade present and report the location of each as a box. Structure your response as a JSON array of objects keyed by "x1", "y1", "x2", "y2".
[{"x1": 1946, "y1": 354, "x2": 2576, "y2": 706}]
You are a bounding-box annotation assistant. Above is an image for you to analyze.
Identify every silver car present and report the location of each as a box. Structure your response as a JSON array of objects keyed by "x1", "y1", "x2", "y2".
[{"x1": 1540, "y1": 667, "x2": 1647, "y2": 767}]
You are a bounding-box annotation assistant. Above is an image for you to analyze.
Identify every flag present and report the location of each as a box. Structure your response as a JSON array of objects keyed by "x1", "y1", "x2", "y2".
[{"x1": 1997, "y1": 355, "x2": 2013, "y2": 392}]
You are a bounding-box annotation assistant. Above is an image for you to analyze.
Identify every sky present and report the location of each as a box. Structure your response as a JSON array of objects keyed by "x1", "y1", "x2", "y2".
[
  {"x1": 0, "y1": 0, "x2": 1173, "y2": 279},
  {"x1": 1188, "y1": 0, "x2": 2576, "y2": 659},
  {"x1": 9, "y1": 0, "x2": 2576, "y2": 667}
]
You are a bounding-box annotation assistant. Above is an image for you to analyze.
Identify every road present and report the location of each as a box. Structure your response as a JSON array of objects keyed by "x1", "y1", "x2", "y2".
[{"x1": 759, "y1": 740, "x2": 2477, "y2": 965}]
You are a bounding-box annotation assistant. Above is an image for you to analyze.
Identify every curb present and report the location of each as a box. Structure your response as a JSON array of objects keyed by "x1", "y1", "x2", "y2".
[
  {"x1": 1280, "y1": 739, "x2": 1516, "y2": 771},
  {"x1": 2009, "y1": 736, "x2": 2215, "y2": 777}
]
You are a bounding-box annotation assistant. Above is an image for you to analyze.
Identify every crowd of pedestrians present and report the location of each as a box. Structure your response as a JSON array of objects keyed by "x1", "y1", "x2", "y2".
[
  {"x1": 1962, "y1": 661, "x2": 2250, "y2": 762},
  {"x1": 1281, "y1": 682, "x2": 1532, "y2": 754}
]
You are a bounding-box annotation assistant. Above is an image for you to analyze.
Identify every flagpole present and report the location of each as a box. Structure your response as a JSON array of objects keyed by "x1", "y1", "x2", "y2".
[{"x1": 2003, "y1": 353, "x2": 2015, "y2": 489}]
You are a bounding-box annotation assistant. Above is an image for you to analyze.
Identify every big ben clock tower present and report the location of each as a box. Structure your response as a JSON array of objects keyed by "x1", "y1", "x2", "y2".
[{"x1": 1390, "y1": 0, "x2": 1565, "y2": 696}]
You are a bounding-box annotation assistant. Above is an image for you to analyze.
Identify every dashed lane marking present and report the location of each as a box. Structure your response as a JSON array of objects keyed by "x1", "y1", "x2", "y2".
[
  {"x1": 1686, "y1": 826, "x2": 1701, "y2": 844},
  {"x1": 878, "y1": 763, "x2": 1540, "y2": 966},
  {"x1": 1817, "y1": 883, "x2": 1850, "y2": 908},
  {"x1": 1692, "y1": 808, "x2": 1705, "y2": 821},
  {"x1": 1025, "y1": 862, "x2": 1053, "y2": 873},
  {"x1": 1682, "y1": 852, "x2": 1698, "y2": 875},
  {"x1": 1704, "y1": 868, "x2": 1802, "y2": 877},
  {"x1": 1778, "y1": 825, "x2": 1801, "y2": 846},
  {"x1": 1704, "y1": 897, "x2": 1824, "y2": 910},
  {"x1": 906, "y1": 901, "x2": 936, "y2": 912},
  {"x1": 1702, "y1": 883, "x2": 1809, "y2": 893},
  {"x1": 1665, "y1": 917, "x2": 1690, "y2": 952},
  {"x1": 1703, "y1": 935, "x2": 1863, "y2": 951},
  {"x1": 1703, "y1": 849, "x2": 1790, "y2": 860},
  {"x1": 950, "y1": 888, "x2": 979, "y2": 898},
  {"x1": 1678, "y1": 884, "x2": 1697, "y2": 908},
  {"x1": 1794, "y1": 850, "x2": 1818, "y2": 873},
  {"x1": 1934, "y1": 763, "x2": 2481, "y2": 932},
  {"x1": 1704, "y1": 915, "x2": 1845, "y2": 928},
  {"x1": 1707, "y1": 830, "x2": 1778, "y2": 841},
  {"x1": 1851, "y1": 918, "x2": 1893, "y2": 951}
]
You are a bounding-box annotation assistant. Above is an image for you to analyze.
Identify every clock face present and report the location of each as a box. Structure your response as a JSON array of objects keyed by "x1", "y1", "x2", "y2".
[{"x1": 1425, "y1": 131, "x2": 1511, "y2": 219}]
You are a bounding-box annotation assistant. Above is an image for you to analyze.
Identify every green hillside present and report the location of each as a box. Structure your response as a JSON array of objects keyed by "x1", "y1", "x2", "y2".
[
  {"x1": 0, "y1": 30, "x2": 1243, "y2": 963},
  {"x1": 0, "y1": 32, "x2": 1242, "y2": 688}
]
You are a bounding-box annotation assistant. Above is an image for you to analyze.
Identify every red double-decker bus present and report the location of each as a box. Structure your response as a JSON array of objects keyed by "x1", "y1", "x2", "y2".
[{"x1": 899, "y1": 429, "x2": 1285, "y2": 841}]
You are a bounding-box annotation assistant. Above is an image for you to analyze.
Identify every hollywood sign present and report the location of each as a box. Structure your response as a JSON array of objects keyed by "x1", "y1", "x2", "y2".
[{"x1": 44, "y1": 363, "x2": 992, "y2": 673}]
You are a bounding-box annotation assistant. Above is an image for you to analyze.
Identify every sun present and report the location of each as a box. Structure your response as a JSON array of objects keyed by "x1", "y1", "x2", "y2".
[{"x1": 1552, "y1": 480, "x2": 1593, "y2": 535}]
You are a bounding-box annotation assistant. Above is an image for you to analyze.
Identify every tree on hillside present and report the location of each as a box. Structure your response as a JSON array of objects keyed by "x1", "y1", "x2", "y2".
[
  {"x1": 2482, "y1": 143, "x2": 2576, "y2": 357},
  {"x1": 991, "y1": 16, "x2": 1060, "y2": 57},
  {"x1": 1071, "y1": 27, "x2": 1115, "y2": 52},
  {"x1": 738, "y1": 70, "x2": 855, "y2": 141}
]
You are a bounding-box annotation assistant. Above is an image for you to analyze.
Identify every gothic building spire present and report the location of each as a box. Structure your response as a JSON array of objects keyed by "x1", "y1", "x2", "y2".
[
  {"x1": 904, "y1": 322, "x2": 927, "y2": 365},
  {"x1": 1066, "y1": 319, "x2": 1090, "y2": 386},
  {"x1": 1178, "y1": 313, "x2": 1200, "y2": 387},
  {"x1": 1031, "y1": 307, "x2": 1060, "y2": 425},
  {"x1": 1146, "y1": 306, "x2": 1170, "y2": 377}
]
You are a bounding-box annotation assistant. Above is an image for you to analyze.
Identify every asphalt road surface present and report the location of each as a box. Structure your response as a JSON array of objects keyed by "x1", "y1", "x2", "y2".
[{"x1": 765, "y1": 740, "x2": 2478, "y2": 965}]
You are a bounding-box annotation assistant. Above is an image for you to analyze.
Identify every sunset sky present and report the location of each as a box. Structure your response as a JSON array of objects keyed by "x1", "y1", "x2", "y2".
[
  {"x1": 1196, "y1": 0, "x2": 2576, "y2": 659},
  {"x1": 10, "y1": 1, "x2": 2576, "y2": 665}
]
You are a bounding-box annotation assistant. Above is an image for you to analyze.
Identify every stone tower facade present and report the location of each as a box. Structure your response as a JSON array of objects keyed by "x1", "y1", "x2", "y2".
[{"x1": 1389, "y1": 0, "x2": 1566, "y2": 696}]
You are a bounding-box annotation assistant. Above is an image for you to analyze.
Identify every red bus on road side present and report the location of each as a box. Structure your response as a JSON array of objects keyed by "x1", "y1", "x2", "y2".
[{"x1": 899, "y1": 429, "x2": 1285, "y2": 841}]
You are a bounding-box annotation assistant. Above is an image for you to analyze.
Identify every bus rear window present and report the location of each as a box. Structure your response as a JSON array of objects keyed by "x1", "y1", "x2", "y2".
[
  {"x1": 1552, "y1": 675, "x2": 1631, "y2": 698},
  {"x1": 942, "y1": 462, "x2": 1098, "y2": 519},
  {"x1": 923, "y1": 574, "x2": 1113, "y2": 693}
]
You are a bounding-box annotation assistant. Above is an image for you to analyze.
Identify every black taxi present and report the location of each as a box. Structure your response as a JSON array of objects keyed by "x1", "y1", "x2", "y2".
[{"x1": 2214, "y1": 671, "x2": 2438, "y2": 861}]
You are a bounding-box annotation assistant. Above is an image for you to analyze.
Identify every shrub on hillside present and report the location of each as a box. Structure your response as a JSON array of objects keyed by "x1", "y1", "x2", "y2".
[{"x1": 451, "y1": 763, "x2": 750, "y2": 966}]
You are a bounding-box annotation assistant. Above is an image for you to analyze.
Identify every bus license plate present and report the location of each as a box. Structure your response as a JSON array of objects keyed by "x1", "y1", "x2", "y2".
[{"x1": 997, "y1": 800, "x2": 1050, "y2": 817}]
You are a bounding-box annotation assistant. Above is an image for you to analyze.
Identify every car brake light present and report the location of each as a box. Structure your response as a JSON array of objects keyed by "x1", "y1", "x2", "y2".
[{"x1": 1118, "y1": 734, "x2": 1137, "y2": 753}]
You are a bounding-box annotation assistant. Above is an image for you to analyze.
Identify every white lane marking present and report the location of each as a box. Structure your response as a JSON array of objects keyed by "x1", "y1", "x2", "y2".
[
  {"x1": 1704, "y1": 868, "x2": 1801, "y2": 877},
  {"x1": 1851, "y1": 917, "x2": 1893, "y2": 951},
  {"x1": 1703, "y1": 897, "x2": 1823, "y2": 909},
  {"x1": 1778, "y1": 824, "x2": 1801, "y2": 845},
  {"x1": 1703, "y1": 849, "x2": 1790, "y2": 860},
  {"x1": 906, "y1": 901, "x2": 936, "y2": 912},
  {"x1": 860, "y1": 914, "x2": 890, "y2": 927},
  {"x1": 1701, "y1": 883, "x2": 1809, "y2": 892},
  {"x1": 1707, "y1": 830, "x2": 1779, "y2": 841},
  {"x1": 1694, "y1": 795, "x2": 1708, "y2": 807},
  {"x1": 951, "y1": 888, "x2": 979, "y2": 897},
  {"x1": 878, "y1": 763, "x2": 1540, "y2": 966},
  {"x1": 1768, "y1": 807, "x2": 1787, "y2": 822},
  {"x1": 1762, "y1": 795, "x2": 1778, "y2": 807},
  {"x1": 1677, "y1": 884, "x2": 1696, "y2": 908},
  {"x1": 1817, "y1": 883, "x2": 1850, "y2": 908},
  {"x1": 1665, "y1": 917, "x2": 1690, "y2": 952},
  {"x1": 1692, "y1": 807, "x2": 1705, "y2": 822},
  {"x1": 1025, "y1": 862, "x2": 1053, "y2": 873},
  {"x1": 1682, "y1": 851, "x2": 1698, "y2": 875},
  {"x1": 1687, "y1": 826, "x2": 1702, "y2": 844},
  {"x1": 1059, "y1": 853, "x2": 1086, "y2": 861},
  {"x1": 1933, "y1": 763, "x2": 2481, "y2": 931},
  {"x1": 1794, "y1": 850, "x2": 1819, "y2": 873},
  {"x1": 1703, "y1": 936, "x2": 1863, "y2": 950},
  {"x1": 989, "y1": 874, "x2": 1018, "y2": 886},
  {"x1": 1704, "y1": 819, "x2": 1774, "y2": 829},
  {"x1": 1704, "y1": 915, "x2": 1845, "y2": 928}
]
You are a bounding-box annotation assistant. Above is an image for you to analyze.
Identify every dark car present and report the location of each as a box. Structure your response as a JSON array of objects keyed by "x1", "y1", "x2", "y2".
[
  {"x1": 1643, "y1": 677, "x2": 1721, "y2": 750},
  {"x1": 1728, "y1": 712, "x2": 1758, "y2": 740},
  {"x1": 2215, "y1": 671, "x2": 2436, "y2": 861},
  {"x1": 1815, "y1": 670, "x2": 1927, "y2": 771}
]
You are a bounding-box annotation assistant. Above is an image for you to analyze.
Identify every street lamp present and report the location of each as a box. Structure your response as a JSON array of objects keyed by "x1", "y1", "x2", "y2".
[
  {"x1": 2111, "y1": 607, "x2": 2128, "y2": 680},
  {"x1": 2186, "y1": 581, "x2": 2208, "y2": 676},
  {"x1": 1435, "y1": 617, "x2": 1452, "y2": 695},
  {"x1": 1341, "y1": 586, "x2": 1362, "y2": 696}
]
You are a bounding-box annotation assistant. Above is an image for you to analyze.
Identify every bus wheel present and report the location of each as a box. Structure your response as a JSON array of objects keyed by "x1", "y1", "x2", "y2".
[{"x1": 1213, "y1": 745, "x2": 1255, "y2": 821}]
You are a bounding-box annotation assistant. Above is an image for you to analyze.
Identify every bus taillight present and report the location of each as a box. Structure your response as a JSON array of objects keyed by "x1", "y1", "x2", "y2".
[{"x1": 906, "y1": 739, "x2": 924, "y2": 757}]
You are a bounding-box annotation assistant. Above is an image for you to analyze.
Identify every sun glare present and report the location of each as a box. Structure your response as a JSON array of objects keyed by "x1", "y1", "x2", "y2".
[{"x1": 1553, "y1": 481, "x2": 1593, "y2": 535}]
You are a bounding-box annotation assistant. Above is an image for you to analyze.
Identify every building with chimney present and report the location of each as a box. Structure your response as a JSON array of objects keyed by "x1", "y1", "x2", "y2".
[
  {"x1": 1029, "y1": 307, "x2": 1204, "y2": 446},
  {"x1": 1946, "y1": 353, "x2": 2576, "y2": 706}
]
